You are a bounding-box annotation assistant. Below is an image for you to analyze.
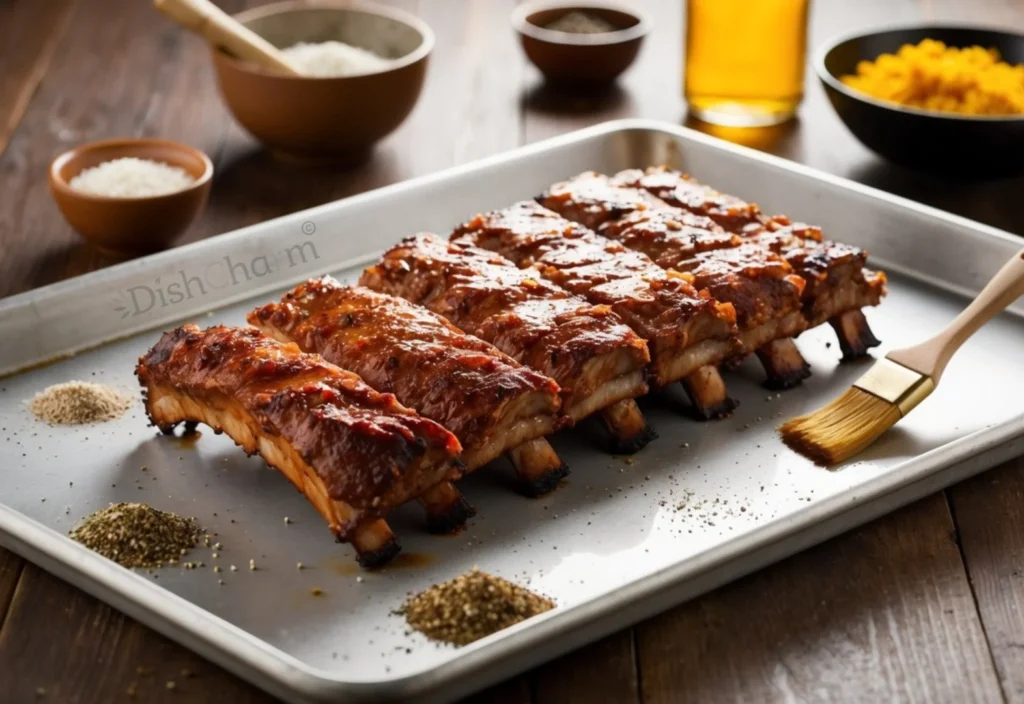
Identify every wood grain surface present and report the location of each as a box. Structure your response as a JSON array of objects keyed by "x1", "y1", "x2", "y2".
[
  {"x1": 1, "y1": 0, "x2": 1023, "y2": 702},
  {"x1": 950, "y1": 457, "x2": 1024, "y2": 702},
  {"x1": 0, "y1": 548, "x2": 23, "y2": 627},
  {"x1": 0, "y1": 0, "x2": 75, "y2": 157},
  {"x1": 636, "y1": 494, "x2": 1002, "y2": 703}
]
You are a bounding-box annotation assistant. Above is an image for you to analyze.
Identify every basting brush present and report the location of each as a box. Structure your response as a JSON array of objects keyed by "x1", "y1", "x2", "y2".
[{"x1": 780, "y1": 248, "x2": 1024, "y2": 466}]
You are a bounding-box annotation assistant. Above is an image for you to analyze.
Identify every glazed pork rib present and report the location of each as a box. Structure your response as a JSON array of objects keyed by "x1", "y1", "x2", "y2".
[
  {"x1": 250, "y1": 278, "x2": 567, "y2": 498},
  {"x1": 615, "y1": 167, "x2": 888, "y2": 360},
  {"x1": 360, "y1": 233, "x2": 655, "y2": 453},
  {"x1": 452, "y1": 201, "x2": 744, "y2": 418},
  {"x1": 538, "y1": 171, "x2": 811, "y2": 388},
  {"x1": 136, "y1": 325, "x2": 463, "y2": 567}
]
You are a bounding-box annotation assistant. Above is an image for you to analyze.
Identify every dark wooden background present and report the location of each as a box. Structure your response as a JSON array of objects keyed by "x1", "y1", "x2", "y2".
[{"x1": 1, "y1": 0, "x2": 1023, "y2": 701}]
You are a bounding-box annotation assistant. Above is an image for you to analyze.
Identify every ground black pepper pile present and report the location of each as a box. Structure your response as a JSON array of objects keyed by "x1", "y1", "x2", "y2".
[
  {"x1": 399, "y1": 568, "x2": 554, "y2": 646},
  {"x1": 69, "y1": 502, "x2": 201, "y2": 568}
]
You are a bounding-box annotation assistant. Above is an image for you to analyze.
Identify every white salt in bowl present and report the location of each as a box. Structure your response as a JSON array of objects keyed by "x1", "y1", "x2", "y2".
[
  {"x1": 49, "y1": 138, "x2": 213, "y2": 254},
  {"x1": 211, "y1": 1, "x2": 433, "y2": 163}
]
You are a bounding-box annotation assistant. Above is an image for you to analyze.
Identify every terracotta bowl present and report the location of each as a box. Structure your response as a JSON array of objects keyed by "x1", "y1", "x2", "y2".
[
  {"x1": 212, "y1": 1, "x2": 433, "y2": 163},
  {"x1": 512, "y1": 1, "x2": 650, "y2": 86},
  {"x1": 49, "y1": 139, "x2": 213, "y2": 255}
]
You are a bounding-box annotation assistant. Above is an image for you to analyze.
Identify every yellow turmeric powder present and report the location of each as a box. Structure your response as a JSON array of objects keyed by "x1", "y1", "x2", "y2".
[{"x1": 840, "y1": 38, "x2": 1024, "y2": 116}]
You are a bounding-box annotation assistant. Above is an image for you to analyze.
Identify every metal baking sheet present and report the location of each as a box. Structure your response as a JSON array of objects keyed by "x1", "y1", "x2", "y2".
[{"x1": 1, "y1": 120, "x2": 1022, "y2": 704}]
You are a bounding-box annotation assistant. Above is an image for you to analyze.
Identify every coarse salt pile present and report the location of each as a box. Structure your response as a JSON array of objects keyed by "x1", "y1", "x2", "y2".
[
  {"x1": 282, "y1": 40, "x2": 394, "y2": 77},
  {"x1": 68, "y1": 157, "x2": 195, "y2": 198},
  {"x1": 29, "y1": 380, "x2": 132, "y2": 425}
]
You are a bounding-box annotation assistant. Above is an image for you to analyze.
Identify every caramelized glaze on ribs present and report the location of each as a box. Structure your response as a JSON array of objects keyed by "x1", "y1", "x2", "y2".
[
  {"x1": 249, "y1": 279, "x2": 563, "y2": 474},
  {"x1": 360, "y1": 233, "x2": 651, "y2": 421},
  {"x1": 452, "y1": 200, "x2": 740, "y2": 387},
  {"x1": 136, "y1": 325, "x2": 462, "y2": 546},
  {"x1": 541, "y1": 172, "x2": 809, "y2": 354},
  {"x1": 755, "y1": 224, "x2": 887, "y2": 328},
  {"x1": 539, "y1": 170, "x2": 665, "y2": 230},
  {"x1": 612, "y1": 167, "x2": 764, "y2": 231},
  {"x1": 615, "y1": 167, "x2": 888, "y2": 331}
]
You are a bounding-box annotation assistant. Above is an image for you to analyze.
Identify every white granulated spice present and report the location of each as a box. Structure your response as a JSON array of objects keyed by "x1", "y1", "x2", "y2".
[
  {"x1": 282, "y1": 41, "x2": 393, "y2": 77},
  {"x1": 29, "y1": 381, "x2": 132, "y2": 425},
  {"x1": 544, "y1": 10, "x2": 617, "y2": 34},
  {"x1": 69, "y1": 157, "x2": 195, "y2": 198}
]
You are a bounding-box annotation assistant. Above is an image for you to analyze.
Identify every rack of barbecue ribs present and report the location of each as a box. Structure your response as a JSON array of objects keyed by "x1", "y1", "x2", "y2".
[
  {"x1": 360, "y1": 233, "x2": 656, "y2": 452},
  {"x1": 136, "y1": 324, "x2": 464, "y2": 567},
  {"x1": 535, "y1": 172, "x2": 812, "y2": 389},
  {"x1": 249, "y1": 278, "x2": 568, "y2": 499},
  {"x1": 451, "y1": 202, "x2": 745, "y2": 419},
  {"x1": 612, "y1": 167, "x2": 888, "y2": 361}
]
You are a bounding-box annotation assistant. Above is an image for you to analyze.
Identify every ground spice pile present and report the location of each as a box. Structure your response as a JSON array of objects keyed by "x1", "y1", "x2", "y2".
[
  {"x1": 29, "y1": 381, "x2": 132, "y2": 425},
  {"x1": 544, "y1": 11, "x2": 617, "y2": 34},
  {"x1": 399, "y1": 568, "x2": 554, "y2": 646},
  {"x1": 69, "y1": 502, "x2": 201, "y2": 568}
]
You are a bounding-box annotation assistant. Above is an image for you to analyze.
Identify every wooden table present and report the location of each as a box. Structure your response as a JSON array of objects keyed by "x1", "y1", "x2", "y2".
[{"x1": 2, "y1": 0, "x2": 1023, "y2": 701}]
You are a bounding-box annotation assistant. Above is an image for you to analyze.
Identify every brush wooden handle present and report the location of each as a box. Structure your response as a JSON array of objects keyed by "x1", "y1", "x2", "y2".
[
  {"x1": 889, "y1": 249, "x2": 1024, "y2": 382},
  {"x1": 153, "y1": 0, "x2": 302, "y2": 76}
]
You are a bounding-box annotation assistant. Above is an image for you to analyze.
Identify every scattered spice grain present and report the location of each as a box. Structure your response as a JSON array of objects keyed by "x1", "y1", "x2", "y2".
[
  {"x1": 398, "y1": 568, "x2": 554, "y2": 647},
  {"x1": 68, "y1": 502, "x2": 201, "y2": 568},
  {"x1": 29, "y1": 381, "x2": 131, "y2": 425}
]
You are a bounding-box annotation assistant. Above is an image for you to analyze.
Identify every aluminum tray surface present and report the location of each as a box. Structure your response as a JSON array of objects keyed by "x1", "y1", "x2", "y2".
[{"x1": 1, "y1": 121, "x2": 1023, "y2": 704}]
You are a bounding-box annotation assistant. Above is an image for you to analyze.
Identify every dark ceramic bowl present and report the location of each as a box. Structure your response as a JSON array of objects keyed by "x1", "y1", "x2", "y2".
[
  {"x1": 816, "y1": 25, "x2": 1024, "y2": 177},
  {"x1": 49, "y1": 139, "x2": 213, "y2": 254},
  {"x1": 512, "y1": 1, "x2": 650, "y2": 86},
  {"x1": 212, "y1": 0, "x2": 433, "y2": 163}
]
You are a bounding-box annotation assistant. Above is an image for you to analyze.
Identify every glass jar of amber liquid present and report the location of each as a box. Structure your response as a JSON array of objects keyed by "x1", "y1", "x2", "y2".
[{"x1": 685, "y1": 0, "x2": 810, "y2": 126}]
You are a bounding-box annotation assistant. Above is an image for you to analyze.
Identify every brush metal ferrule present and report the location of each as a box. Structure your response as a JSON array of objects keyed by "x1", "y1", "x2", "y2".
[{"x1": 853, "y1": 358, "x2": 935, "y2": 417}]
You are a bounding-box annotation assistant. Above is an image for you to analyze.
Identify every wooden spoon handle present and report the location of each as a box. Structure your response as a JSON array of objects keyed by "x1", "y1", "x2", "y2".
[
  {"x1": 889, "y1": 249, "x2": 1024, "y2": 381},
  {"x1": 153, "y1": 0, "x2": 302, "y2": 76}
]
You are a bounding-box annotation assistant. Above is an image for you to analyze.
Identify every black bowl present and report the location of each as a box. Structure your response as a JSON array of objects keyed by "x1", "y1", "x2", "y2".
[{"x1": 816, "y1": 25, "x2": 1024, "y2": 177}]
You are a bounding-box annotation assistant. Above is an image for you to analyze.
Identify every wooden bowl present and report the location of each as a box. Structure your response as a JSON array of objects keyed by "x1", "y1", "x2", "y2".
[
  {"x1": 212, "y1": 1, "x2": 433, "y2": 163},
  {"x1": 512, "y1": 1, "x2": 650, "y2": 86},
  {"x1": 49, "y1": 139, "x2": 213, "y2": 254},
  {"x1": 816, "y1": 25, "x2": 1024, "y2": 177}
]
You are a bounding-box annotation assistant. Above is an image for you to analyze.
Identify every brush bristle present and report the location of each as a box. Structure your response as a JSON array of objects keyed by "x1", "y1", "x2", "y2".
[{"x1": 778, "y1": 387, "x2": 902, "y2": 467}]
